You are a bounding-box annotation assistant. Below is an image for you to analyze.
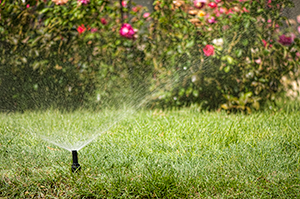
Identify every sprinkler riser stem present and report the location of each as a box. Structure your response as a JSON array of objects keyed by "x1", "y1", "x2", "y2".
[{"x1": 71, "y1": 150, "x2": 81, "y2": 173}]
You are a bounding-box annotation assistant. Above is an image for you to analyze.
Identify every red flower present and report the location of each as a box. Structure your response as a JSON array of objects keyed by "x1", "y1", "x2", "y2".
[
  {"x1": 101, "y1": 18, "x2": 107, "y2": 25},
  {"x1": 119, "y1": 23, "x2": 135, "y2": 39},
  {"x1": 262, "y1": 39, "x2": 273, "y2": 48},
  {"x1": 278, "y1": 34, "x2": 293, "y2": 46},
  {"x1": 203, "y1": 45, "x2": 214, "y2": 56},
  {"x1": 262, "y1": 40, "x2": 268, "y2": 48},
  {"x1": 208, "y1": 2, "x2": 217, "y2": 8},
  {"x1": 77, "y1": 24, "x2": 86, "y2": 34},
  {"x1": 226, "y1": 8, "x2": 233, "y2": 15}
]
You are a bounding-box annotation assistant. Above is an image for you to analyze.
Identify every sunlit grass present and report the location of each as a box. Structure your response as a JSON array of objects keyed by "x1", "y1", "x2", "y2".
[{"x1": 1, "y1": 106, "x2": 300, "y2": 198}]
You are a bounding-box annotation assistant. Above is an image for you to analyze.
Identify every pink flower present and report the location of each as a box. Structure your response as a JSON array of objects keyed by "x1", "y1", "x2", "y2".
[
  {"x1": 290, "y1": 33, "x2": 296, "y2": 41},
  {"x1": 207, "y1": 16, "x2": 216, "y2": 24},
  {"x1": 143, "y1": 12, "x2": 150, "y2": 18},
  {"x1": 26, "y1": 4, "x2": 30, "y2": 8},
  {"x1": 278, "y1": 34, "x2": 293, "y2": 46},
  {"x1": 297, "y1": 15, "x2": 300, "y2": 24},
  {"x1": 194, "y1": 0, "x2": 207, "y2": 9},
  {"x1": 215, "y1": 0, "x2": 221, "y2": 3},
  {"x1": 215, "y1": 11, "x2": 221, "y2": 17},
  {"x1": 214, "y1": 8, "x2": 221, "y2": 16},
  {"x1": 298, "y1": 26, "x2": 300, "y2": 34},
  {"x1": 267, "y1": 0, "x2": 272, "y2": 8},
  {"x1": 262, "y1": 39, "x2": 273, "y2": 48},
  {"x1": 203, "y1": 45, "x2": 214, "y2": 56},
  {"x1": 90, "y1": 28, "x2": 98, "y2": 33},
  {"x1": 101, "y1": 18, "x2": 107, "y2": 25},
  {"x1": 226, "y1": 9, "x2": 233, "y2": 15},
  {"x1": 232, "y1": 7, "x2": 240, "y2": 12},
  {"x1": 255, "y1": 58, "x2": 261, "y2": 64},
  {"x1": 122, "y1": 0, "x2": 127, "y2": 7},
  {"x1": 119, "y1": 23, "x2": 135, "y2": 39},
  {"x1": 222, "y1": 25, "x2": 229, "y2": 31},
  {"x1": 242, "y1": 7, "x2": 249, "y2": 13},
  {"x1": 132, "y1": 5, "x2": 142, "y2": 12},
  {"x1": 78, "y1": 0, "x2": 90, "y2": 4},
  {"x1": 77, "y1": 24, "x2": 86, "y2": 34},
  {"x1": 219, "y1": 7, "x2": 226, "y2": 14},
  {"x1": 208, "y1": 2, "x2": 217, "y2": 8}
]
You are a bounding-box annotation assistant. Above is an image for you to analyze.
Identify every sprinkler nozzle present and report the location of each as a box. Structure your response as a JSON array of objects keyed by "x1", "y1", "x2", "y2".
[{"x1": 71, "y1": 150, "x2": 81, "y2": 173}]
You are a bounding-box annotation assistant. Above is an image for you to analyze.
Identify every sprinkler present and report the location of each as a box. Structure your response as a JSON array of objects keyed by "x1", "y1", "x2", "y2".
[{"x1": 71, "y1": 150, "x2": 81, "y2": 173}]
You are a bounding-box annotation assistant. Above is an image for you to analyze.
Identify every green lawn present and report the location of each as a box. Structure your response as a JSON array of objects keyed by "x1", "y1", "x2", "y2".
[{"x1": 1, "y1": 106, "x2": 300, "y2": 198}]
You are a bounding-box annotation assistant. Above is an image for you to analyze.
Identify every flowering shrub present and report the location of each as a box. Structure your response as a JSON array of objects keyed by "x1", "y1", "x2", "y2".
[
  {"x1": 149, "y1": 0, "x2": 300, "y2": 111},
  {"x1": 0, "y1": 0, "x2": 299, "y2": 112}
]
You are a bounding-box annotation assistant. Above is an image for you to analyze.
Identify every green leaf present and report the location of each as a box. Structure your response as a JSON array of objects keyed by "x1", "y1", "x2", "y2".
[
  {"x1": 221, "y1": 104, "x2": 229, "y2": 110},
  {"x1": 244, "y1": 20, "x2": 250, "y2": 29},
  {"x1": 252, "y1": 101, "x2": 260, "y2": 110},
  {"x1": 224, "y1": 66, "x2": 230, "y2": 73},
  {"x1": 115, "y1": 40, "x2": 121, "y2": 45},
  {"x1": 33, "y1": 84, "x2": 38, "y2": 91},
  {"x1": 263, "y1": 49, "x2": 270, "y2": 56},
  {"x1": 186, "y1": 40, "x2": 194, "y2": 48},
  {"x1": 257, "y1": 9, "x2": 264, "y2": 13},
  {"x1": 44, "y1": 18, "x2": 51, "y2": 26},
  {"x1": 226, "y1": 56, "x2": 234, "y2": 64},
  {"x1": 242, "y1": 39, "x2": 249, "y2": 46},
  {"x1": 177, "y1": 45, "x2": 183, "y2": 53},
  {"x1": 40, "y1": 8, "x2": 50, "y2": 14},
  {"x1": 193, "y1": 90, "x2": 199, "y2": 97},
  {"x1": 235, "y1": 49, "x2": 242, "y2": 57}
]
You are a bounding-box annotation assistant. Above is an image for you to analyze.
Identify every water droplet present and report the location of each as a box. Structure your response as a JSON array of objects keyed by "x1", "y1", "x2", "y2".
[{"x1": 192, "y1": 75, "x2": 197, "y2": 82}]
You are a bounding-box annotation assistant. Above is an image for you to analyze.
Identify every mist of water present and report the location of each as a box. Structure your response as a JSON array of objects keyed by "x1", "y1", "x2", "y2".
[{"x1": 9, "y1": 29, "x2": 244, "y2": 152}]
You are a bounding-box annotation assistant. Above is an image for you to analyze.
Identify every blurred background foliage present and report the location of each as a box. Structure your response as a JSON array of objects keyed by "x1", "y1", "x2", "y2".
[{"x1": 0, "y1": 0, "x2": 299, "y2": 112}]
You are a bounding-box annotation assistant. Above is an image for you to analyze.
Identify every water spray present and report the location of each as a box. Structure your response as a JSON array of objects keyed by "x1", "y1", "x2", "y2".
[{"x1": 71, "y1": 150, "x2": 81, "y2": 173}]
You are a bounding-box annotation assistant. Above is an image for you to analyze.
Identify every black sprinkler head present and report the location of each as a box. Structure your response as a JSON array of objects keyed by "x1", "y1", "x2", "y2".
[{"x1": 71, "y1": 150, "x2": 81, "y2": 173}]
